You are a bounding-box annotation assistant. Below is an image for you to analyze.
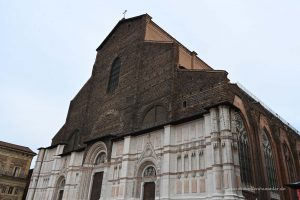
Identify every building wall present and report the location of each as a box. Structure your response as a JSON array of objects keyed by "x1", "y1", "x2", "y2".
[
  {"x1": 27, "y1": 105, "x2": 257, "y2": 200},
  {"x1": 0, "y1": 146, "x2": 34, "y2": 200},
  {"x1": 27, "y1": 14, "x2": 300, "y2": 200}
]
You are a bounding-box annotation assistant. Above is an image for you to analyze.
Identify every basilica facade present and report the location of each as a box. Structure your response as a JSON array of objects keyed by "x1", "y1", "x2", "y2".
[{"x1": 26, "y1": 14, "x2": 300, "y2": 200}]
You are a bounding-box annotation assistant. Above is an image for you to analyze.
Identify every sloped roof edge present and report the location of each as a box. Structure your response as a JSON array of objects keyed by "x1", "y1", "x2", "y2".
[
  {"x1": 96, "y1": 13, "x2": 151, "y2": 51},
  {"x1": 0, "y1": 140, "x2": 36, "y2": 155},
  {"x1": 234, "y1": 82, "x2": 299, "y2": 136}
]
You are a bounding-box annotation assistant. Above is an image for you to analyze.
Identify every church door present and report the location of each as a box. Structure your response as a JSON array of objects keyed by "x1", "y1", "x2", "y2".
[
  {"x1": 143, "y1": 182, "x2": 155, "y2": 200},
  {"x1": 90, "y1": 172, "x2": 104, "y2": 200},
  {"x1": 57, "y1": 190, "x2": 64, "y2": 200}
]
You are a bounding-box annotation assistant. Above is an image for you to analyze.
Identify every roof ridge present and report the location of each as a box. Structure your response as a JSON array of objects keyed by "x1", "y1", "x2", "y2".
[{"x1": 0, "y1": 140, "x2": 36, "y2": 155}]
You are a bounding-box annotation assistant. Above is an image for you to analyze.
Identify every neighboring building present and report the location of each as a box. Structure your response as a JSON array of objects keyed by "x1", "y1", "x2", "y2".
[
  {"x1": 26, "y1": 14, "x2": 300, "y2": 200},
  {"x1": 0, "y1": 141, "x2": 36, "y2": 200},
  {"x1": 22, "y1": 169, "x2": 33, "y2": 200}
]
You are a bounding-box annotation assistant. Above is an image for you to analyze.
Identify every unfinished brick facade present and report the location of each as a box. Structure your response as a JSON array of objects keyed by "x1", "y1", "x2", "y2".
[{"x1": 27, "y1": 14, "x2": 300, "y2": 200}]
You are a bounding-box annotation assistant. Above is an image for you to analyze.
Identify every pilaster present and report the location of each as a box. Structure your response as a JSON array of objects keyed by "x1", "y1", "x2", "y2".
[
  {"x1": 219, "y1": 105, "x2": 239, "y2": 199},
  {"x1": 160, "y1": 125, "x2": 172, "y2": 199},
  {"x1": 119, "y1": 135, "x2": 132, "y2": 199},
  {"x1": 46, "y1": 145, "x2": 65, "y2": 200},
  {"x1": 210, "y1": 108, "x2": 223, "y2": 199}
]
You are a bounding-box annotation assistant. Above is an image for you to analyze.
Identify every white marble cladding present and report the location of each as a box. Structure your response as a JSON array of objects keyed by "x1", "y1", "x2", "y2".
[
  {"x1": 26, "y1": 145, "x2": 84, "y2": 200},
  {"x1": 27, "y1": 105, "x2": 245, "y2": 200}
]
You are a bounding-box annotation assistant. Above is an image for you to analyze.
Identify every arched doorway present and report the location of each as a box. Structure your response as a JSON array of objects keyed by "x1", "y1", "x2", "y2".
[
  {"x1": 56, "y1": 177, "x2": 65, "y2": 200},
  {"x1": 79, "y1": 141, "x2": 108, "y2": 200},
  {"x1": 141, "y1": 166, "x2": 156, "y2": 200},
  {"x1": 89, "y1": 152, "x2": 106, "y2": 200}
]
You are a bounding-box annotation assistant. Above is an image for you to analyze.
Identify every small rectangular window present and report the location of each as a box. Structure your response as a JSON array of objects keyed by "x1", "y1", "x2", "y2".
[{"x1": 13, "y1": 166, "x2": 20, "y2": 177}]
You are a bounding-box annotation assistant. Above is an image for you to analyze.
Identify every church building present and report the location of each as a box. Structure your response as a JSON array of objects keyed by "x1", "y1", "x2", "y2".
[{"x1": 26, "y1": 14, "x2": 300, "y2": 200}]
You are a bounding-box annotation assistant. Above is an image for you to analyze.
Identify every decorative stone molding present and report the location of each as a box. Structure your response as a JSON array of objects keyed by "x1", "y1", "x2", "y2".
[
  {"x1": 221, "y1": 142, "x2": 226, "y2": 147},
  {"x1": 199, "y1": 150, "x2": 204, "y2": 156},
  {"x1": 213, "y1": 142, "x2": 219, "y2": 149},
  {"x1": 135, "y1": 142, "x2": 160, "y2": 176},
  {"x1": 84, "y1": 141, "x2": 107, "y2": 165}
]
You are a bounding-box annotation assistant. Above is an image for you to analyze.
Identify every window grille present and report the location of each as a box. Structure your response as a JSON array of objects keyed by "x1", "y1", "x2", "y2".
[
  {"x1": 235, "y1": 113, "x2": 253, "y2": 187},
  {"x1": 262, "y1": 130, "x2": 278, "y2": 188}
]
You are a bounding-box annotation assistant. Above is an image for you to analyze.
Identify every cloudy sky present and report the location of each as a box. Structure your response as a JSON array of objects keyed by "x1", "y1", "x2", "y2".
[{"x1": 1, "y1": 0, "x2": 299, "y2": 167}]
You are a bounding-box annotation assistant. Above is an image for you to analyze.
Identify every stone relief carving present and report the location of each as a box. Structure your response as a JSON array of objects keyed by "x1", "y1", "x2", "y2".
[
  {"x1": 95, "y1": 152, "x2": 106, "y2": 165},
  {"x1": 143, "y1": 166, "x2": 156, "y2": 177},
  {"x1": 137, "y1": 142, "x2": 159, "y2": 165}
]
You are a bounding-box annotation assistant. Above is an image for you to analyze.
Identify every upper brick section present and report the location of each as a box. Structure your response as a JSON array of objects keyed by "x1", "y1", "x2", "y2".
[{"x1": 51, "y1": 14, "x2": 299, "y2": 153}]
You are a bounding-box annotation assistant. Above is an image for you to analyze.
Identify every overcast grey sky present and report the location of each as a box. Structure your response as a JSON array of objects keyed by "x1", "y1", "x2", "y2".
[{"x1": 1, "y1": 1, "x2": 299, "y2": 165}]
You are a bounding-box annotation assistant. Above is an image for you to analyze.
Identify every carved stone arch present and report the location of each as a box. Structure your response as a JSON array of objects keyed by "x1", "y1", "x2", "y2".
[
  {"x1": 233, "y1": 95, "x2": 253, "y2": 135},
  {"x1": 135, "y1": 159, "x2": 159, "y2": 199},
  {"x1": 142, "y1": 104, "x2": 168, "y2": 128},
  {"x1": 53, "y1": 175, "x2": 66, "y2": 200},
  {"x1": 134, "y1": 141, "x2": 161, "y2": 199},
  {"x1": 56, "y1": 175, "x2": 66, "y2": 186},
  {"x1": 135, "y1": 141, "x2": 160, "y2": 174},
  {"x1": 136, "y1": 161, "x2": 158, "y2": 178},
  {"x1": 136, "y1": 157, "x2": 160, "y2": 177},
  {"x1": 84, "y1": 141, "x2": 108, "y2": 165}
]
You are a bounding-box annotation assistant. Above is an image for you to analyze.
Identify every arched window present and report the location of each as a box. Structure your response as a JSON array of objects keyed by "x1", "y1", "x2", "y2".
[
  {"x1": 142, "y1": 105, "x2": 167, "y2": 127},
  {"x1": 95, "y1": 152, "x2": 106, "y2": 165},
  {"x1": 13, "y1": 166, "x2": 21, "y2": 177},
  {"x1": 177, "y1": 155, "x2": 182, "y2": 172},
  {"x1": 235, "y1": 113, "x2": 253, "y2": 187},
  {"x1": 262, "y1": 130, "x2": 278, "y2": 188},
  {"x1": 107, "y1": 57, "x2": 121, "y2": 93},
  {"x1": 191, "y1": 152, "x2": 196, "y2": 171},
  {"x1": 283, "y1": 144, "x2": 296, "y2": 182},
  {"x1": 199, "y1": 150, "x2": 205, "y2": 170},
  {"x1": 184, "y1": 154, "x2": 189, "y2": 172}
]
